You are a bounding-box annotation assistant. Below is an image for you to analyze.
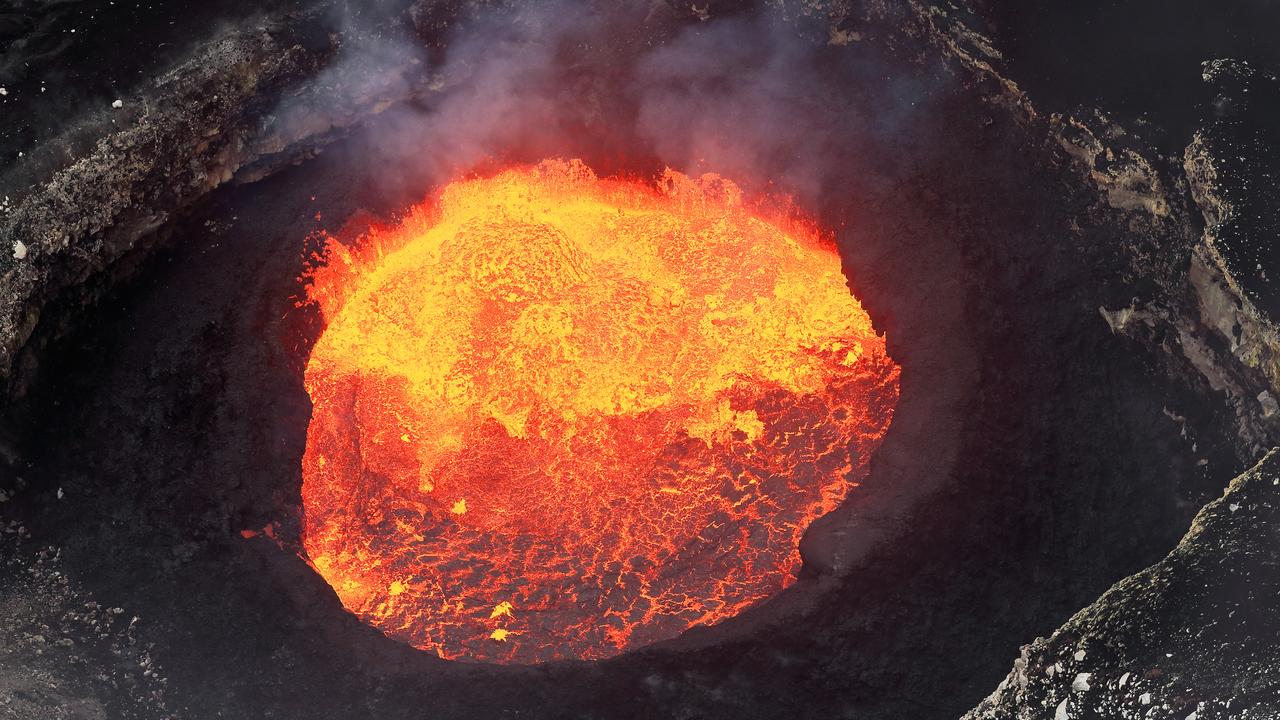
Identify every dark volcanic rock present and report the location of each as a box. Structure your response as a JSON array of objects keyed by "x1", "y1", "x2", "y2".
[
  {"x1": 0, "y1": 0, "x2": 432, "y2": 399},
  {"x1": 0, "y1": 533, "x2": 171, "y2": 719},
  {"x1": 965, "y1": 53, "x2": 1280, "y2": 720},
  {"x1": 1183, "y1": 60, "x2": 1280, "y2": 401},
  {"x1": 965, "y1": 450, "x2": 1280, "y2": 720},
  {"x1": 1189, "y1": 60, "x2": 1280, "y2": 321}
]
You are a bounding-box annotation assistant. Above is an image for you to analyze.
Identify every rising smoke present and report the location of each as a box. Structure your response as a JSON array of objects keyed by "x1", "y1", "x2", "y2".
[{"x1": 299, "y1": 0, "x2": 947, "y2": 213}]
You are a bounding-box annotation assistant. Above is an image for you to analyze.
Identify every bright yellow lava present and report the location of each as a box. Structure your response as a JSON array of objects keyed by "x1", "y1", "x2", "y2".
[{"x1": 301, "y1": 159, "x2": 899, "y2": 664}]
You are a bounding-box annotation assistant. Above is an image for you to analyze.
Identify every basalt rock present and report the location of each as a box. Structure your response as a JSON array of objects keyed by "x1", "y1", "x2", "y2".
[
  {"x1": 0, "y1": 0, "x2": 437, "y2": 401},
  {"x1": 965, "y1": 55, "x2": 1280, "y2": 720},
  {"x1": 965, "y1": 449, "x2": 1280, "y2": 720}
]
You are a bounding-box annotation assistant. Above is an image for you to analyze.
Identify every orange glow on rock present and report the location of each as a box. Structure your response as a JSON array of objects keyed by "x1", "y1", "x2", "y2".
[{"x1": 300, "y1": 160, "x2": 900, "y2": 664}]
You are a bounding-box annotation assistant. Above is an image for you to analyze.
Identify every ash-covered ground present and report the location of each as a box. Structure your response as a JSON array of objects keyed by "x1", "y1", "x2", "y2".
[{"x1": 1, "y1": 1, "x2": 1279, "y2": 719}]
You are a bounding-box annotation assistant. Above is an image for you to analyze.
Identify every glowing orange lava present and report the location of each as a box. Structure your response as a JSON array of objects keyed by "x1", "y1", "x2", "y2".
[{"x1": 300, "y1": 160, "x2": 899, "y2": 664}]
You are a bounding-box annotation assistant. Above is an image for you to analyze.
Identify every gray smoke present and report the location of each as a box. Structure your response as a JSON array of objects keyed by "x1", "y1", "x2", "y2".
[
  {"x1": 630, "y1": 13, "x2": 942, "y2": 202},
  {"x1": 300, "y1": 0, "x2": 946, "y2": 212}
]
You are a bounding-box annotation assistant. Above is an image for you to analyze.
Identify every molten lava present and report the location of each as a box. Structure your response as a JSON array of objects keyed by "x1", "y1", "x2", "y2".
[{"x1": 300, "y1": 160, "x2": 900, "y2": 664}]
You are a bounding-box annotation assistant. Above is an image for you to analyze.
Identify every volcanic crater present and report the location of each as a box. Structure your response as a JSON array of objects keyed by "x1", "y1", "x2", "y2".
[{"x1": 2, "y1": 1, "x2": 1275, "y2": 718}]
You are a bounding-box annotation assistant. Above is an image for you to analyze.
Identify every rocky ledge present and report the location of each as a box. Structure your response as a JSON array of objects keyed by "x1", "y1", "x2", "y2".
[
  {"x1": 966, "y1": 449, "x2": 1280, "y2": 720},
  {"x1": 965, "y1": 55, "x2": 1280, "y2": 720}
]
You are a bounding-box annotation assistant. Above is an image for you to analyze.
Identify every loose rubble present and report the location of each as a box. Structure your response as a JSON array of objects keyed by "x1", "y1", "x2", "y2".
[{"x1": 966, "y1": 451, "x2": 1280, "y2": 719}]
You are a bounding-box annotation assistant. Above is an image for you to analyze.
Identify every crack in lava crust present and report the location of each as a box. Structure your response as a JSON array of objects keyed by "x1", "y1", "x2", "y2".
[{"x1": 300, "y1": 159, "x2": 900, "y2": 664}]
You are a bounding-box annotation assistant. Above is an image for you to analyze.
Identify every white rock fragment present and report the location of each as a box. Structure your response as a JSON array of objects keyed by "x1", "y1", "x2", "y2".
[
  {"x1": 56, "y1": 487, "x2": 64, "y2": 500},
  {"x1": 1100, "y1": 305, "x2": 1136, "y2": 333},
  {"x1": 1073, "y1": 649, "x2": 1087, "y2": 661},
  {"x1": 1118, "y1": 672, "x2": 1130, "y2": 687},
  {"x1": 1260, "y1": 391, "x2": 1279, "y2": 417},
  {"x1": 1140, "y1": 692, "x2": 1152, "y2": 705},
  {"x1": 112, "y1": 99, "x2": 123, "y2": 109},
  {"x1": 1186, "y1": 712, "x2": 1198, "y2": 720},
  {"x1": 0, "y1": 87, "x2": 7, "y2": 96},
  {"x1": 1072, "y1": 673, "x2": 1092, "y2": 692},
  {"x1": 1054, "y1": 698, "x2": 1069, "y2": 720},
  {"x1": 12, "y1": 240, "x2": 27, "y2": 260},
  {"x1": 1229, "y1": 503, "x2": 1241, "y2": 512}
]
